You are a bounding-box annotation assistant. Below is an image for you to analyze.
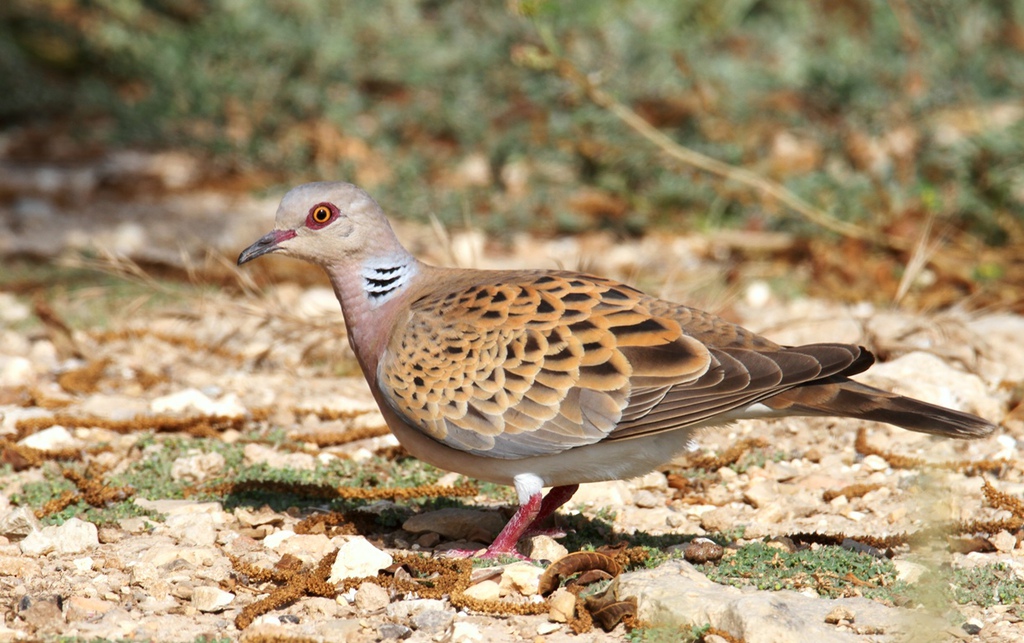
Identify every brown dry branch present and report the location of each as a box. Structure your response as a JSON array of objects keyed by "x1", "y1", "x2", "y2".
[
  {"x1": 15, "y1": 409, "x2": 275, "y2": 441},
  {"x1": 374, "y1": 444, "x2": 410, "y2": 460},
  {"x1": 948, "y1": 536, "x2": 997, "y2": 554},
  {"x1": 30, "y1": 465, "x2": 134, "y2": 518},
  {"x1": 947, "y1": 519, "x2": 1024, "y2": 539},
  {"x1": 787, "y1": 478, "x2": 1024, "y2": 551},
  {"x1": 56, "y1": 358, "x2": 110, "y2": 394},
  {"x1": 63, "y1": 467, "x2": 133, "y2": 507},
  {"x1": 854, "y1": 428, "x2": 1008, "y2": 475},
  {"x1": 685, "y1": 437, "x2": 769, "y2": 470},
  {"x1": 240, "y1": 635, "x2": 319, "y2": 643},
  {"x1": 91, "y1": 328, "x2": 248, "y2": 363},
  {"x1": 234, "y1": 549, "x2": 560, "y2": 630},
  {"x1": 302, "y1": 425, "x2": 391, "y2": 446},
  {"x1": 33, "y1": 298, "x2": 85, "y2": 359},
  {"x1": 789, "y1": 531, "x2": 910, "y2": 551},
  {"x1": 187, "y1": 479, "x2": 478, "y2": 502},
  {"x1": 982, "y1": 479, "x2": 1024, "y2": 519},
  {"x1": 0, "y1": 386, "x2": 74, "y2": 409},
  {"x1": 704, "y1": 628, "x2": 746, "y2": 643},
  {"x1": 519, "y1": 47, "x2": 898, "y2": 250},
  {"x1": 36, "y1": 489, "x2": 81, "y2": 519},
  {"x1": 294, "y1": 512, "x2": 360, "y2": 537},
  {"x1": 448, "y1": 590, "x2": 550, "y2": 617},
  {"x1": 822, "y1": 483, "x2": 884, "y2": 503},
  {"x1": 235, "y1": 551, "x2": 339, "y2": 629},
  {"x1": 0, "y1": 440, "x2": 85, "y2": 470}
]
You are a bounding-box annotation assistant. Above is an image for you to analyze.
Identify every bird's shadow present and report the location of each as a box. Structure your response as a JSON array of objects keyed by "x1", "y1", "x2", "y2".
[{"x1": 219, "y1": 490, "x2": 699, "y2": 553}]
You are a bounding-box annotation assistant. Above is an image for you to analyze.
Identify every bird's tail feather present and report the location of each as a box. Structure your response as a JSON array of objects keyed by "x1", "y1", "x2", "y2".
[{"x1": 766, "y1": 380, "x2": 997, "y2": 439}]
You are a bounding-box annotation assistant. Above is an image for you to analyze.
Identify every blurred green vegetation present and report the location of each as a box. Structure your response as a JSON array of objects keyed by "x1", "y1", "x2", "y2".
[{"x1": 1, "y1": 0, "x2": 1022, "y2": 238}]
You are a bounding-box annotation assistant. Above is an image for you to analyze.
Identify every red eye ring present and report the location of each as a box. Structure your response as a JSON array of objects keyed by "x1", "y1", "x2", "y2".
[{"x1": 306, "y1": 202, "x2": 338, "y2": 229}]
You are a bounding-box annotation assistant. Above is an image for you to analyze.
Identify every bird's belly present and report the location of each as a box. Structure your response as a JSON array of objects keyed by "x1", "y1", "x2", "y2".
[
  {"x1": 506, "y1": 428, "x2": 702, "y2": 487},
  {"x1": 384, "y1": 403, "x2": 701, "y2": 488}
]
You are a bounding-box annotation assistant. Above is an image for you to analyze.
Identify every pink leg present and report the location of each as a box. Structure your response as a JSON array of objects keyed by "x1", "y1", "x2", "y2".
[
  {"x1": 442, "y1": 485, "x2": 580, "y2": 560},
  {"x1": 482, "y1": 490, "x2": 542, "y2": 557},
  {"x1": 523, "y1": 484, "x2": 578, "y2": 536}
]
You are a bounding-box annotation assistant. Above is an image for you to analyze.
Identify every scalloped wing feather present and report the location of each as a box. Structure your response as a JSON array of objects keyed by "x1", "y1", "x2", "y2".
[
  {"x1": 376, "y1": 270, "x2": 870, "y2": 459},
  {"x1": 377, "y1": 271, "x2": 711, "y2": 458}
]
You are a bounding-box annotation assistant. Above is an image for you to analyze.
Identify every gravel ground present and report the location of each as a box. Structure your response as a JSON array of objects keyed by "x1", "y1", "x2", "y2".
[{"x1": 1, "y1": 186, "x2": 1022, "y2": 641}]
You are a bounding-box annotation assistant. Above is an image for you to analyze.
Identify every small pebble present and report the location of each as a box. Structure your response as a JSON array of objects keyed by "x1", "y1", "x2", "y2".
[
  {"x1": 958, "y1": 618, "x2": 983, "y2": 634},
  {"x1": 824, "y1": 605, "x2": 855, "y2": 624},
  {"x1": 683, "y1": 538, "x2": 724, "y2": 564},
  {"x1": 379, "y1": 622, "x2": 412, "y2": 640}
]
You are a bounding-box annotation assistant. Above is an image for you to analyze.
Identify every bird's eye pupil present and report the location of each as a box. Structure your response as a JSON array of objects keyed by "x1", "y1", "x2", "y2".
[{"x1": 314, "y1": 207, "x2": 330, "y2": 222}]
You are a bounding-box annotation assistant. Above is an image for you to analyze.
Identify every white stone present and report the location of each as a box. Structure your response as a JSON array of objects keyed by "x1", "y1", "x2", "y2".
[
  {"x1": 744, "y1": 281, "x2": 772, "y2": 308},
  {"x1": 990, "y1": 530, "x2": 1017, "y2": 553},
  {"x1": 263, "y1": 529, "x2": 296, "y2": 549},
  {"x1": 0, "y1": 506, "x2": 41, "y2": 538},
  {"x1": 892, "y1": 560, "x2": 927, "y2": 584},
  {"x1": 170, "y1": 450, "x2": 226, "y2": 482},
  {"x1": 20, "y1": 518, "x2": 98, "y2": 555},
  {"x1": 243, "y1": 443, "x2": 317, "y2": 471},
  {"x1": 633, "y1": 490, "x2": 662, "y2": 508},
  {"x1": 77, "y1": 394, "x2": 150, "y2": 420},
  {"x1": 18, "y1": 425, "x2": 79, "y2": 451},
  {"x1": 462, "y1": 580, "x2": 501, "y2": 602},
  {"x1": 548, "y1": 588, "x2": 576, "y2": 623},
  {"x1": 633, "y1": 471, "x2": 669, "y2": 491},
  {"x1": 499, "y1": 561, "x2": 543, "y2": 596},
  {"x1": 150, "y1": 388, "x2": 245, "y2": 417},
  {"x1": 73, "y1": 557, "x2": 94, "y2": 572},
  {"x1": 743, "y1": 480, "x2": 780, "y2": 509},
  {"x1": 328, "y1": 537, "x2": 393, "y2": 583},
  {"x1": 151, "y1": 388, "x2": 214, "y2": 414},
  {"x1": 133, "y1": 499, "x2": 223, "y2": 516},
  {"x1": 192, "y1": 586, "x2": 234, "y2": 612},
  {"x1": 274, "y1": 534, "x2": 336, "y2": 563},
  {"x1": 0, "y1": 356, "x2": 33, "y2": 386},
  {"x1": 572, "y1": 480, "x2": 632, "y2": 507},
  {"x1": 251, "y1": 614, "x2": 281, "y2": 627},
  {"x1": 967, "y1": 314, "x2": 1024, "y2": 381},
  {"x1": 861, "y1": 455, "x2": 889, "y2": 472},
  {"x1": 995, "y1": 435, "x2": 1018, "y2": 460},
  {"x1": 0, "y1": 293, "x2": 30, "y2": 323},
  {"x1": 411, "y1": 608, "x2": 455, "y2": 635},
  {"x1": 451, "y1": 620, "x2": 484, "y2": 643},
  {"x1": 384, "y1": 598, "x2": 447, "y2": 621},
  {"x1": 164, "y1": 513, "x2": 218, "y2": 547},
  {"x1": 537, "y1": 622, "x2": 561, "y2": 635},
  {"x1": 519, "y1": 535, "x2": 568, "y2": 562},
  {"x1": 616, "y1": 560, "x2": 919, "y2": 642},
  {"x1": 354, "y1": 581, "x2": 391, "y2": 611}
]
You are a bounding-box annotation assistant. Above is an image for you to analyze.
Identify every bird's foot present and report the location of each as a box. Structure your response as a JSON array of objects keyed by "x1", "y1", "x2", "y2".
[
  {"x1": 522, "y1": 527, "x2": 567, "y2": 539},
  {"x1": 439, "y1": 546, "x2": 529, "y2": 561}
]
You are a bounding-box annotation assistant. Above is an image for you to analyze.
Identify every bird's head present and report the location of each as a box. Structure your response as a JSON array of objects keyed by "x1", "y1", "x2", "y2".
[{"x1": 237, "y1": 182, "x2": 398, "y2": 268}]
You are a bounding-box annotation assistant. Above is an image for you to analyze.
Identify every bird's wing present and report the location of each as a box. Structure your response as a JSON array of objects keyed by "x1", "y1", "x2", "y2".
[
  {"x1": 377, "y1": 271, "x2": 708, "y2": 458},
  {"x1": 607, "y1": 343, "x2": 866, "y2": 440},
  {"x1": 376, "y1": 271, "x2": 863, "y2": 458}
]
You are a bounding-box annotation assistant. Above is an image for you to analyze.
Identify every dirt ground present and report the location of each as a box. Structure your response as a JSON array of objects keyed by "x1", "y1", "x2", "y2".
[{"x1": 1, "y1": 179, "x2": 1023, "y2": 642}]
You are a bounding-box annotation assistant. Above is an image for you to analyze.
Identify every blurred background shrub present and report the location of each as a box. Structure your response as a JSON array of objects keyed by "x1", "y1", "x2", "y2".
[{"x1": 1, "y1": 0, "x2": 1022, "y2": 240}]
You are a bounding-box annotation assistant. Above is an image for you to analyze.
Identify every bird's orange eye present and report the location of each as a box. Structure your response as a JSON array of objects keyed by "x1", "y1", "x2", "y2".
[
  {"x1": 312, "y1": 206, "x2": 331, "y2": 223},
  {"x1": 307, "y1": 203, "x2": 337, "y2": 229}
]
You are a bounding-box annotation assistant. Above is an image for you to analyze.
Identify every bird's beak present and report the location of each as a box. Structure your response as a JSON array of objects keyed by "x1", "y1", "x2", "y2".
[{"x1": 237, "y1": 229, "x2": 297, "y2": 265}]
